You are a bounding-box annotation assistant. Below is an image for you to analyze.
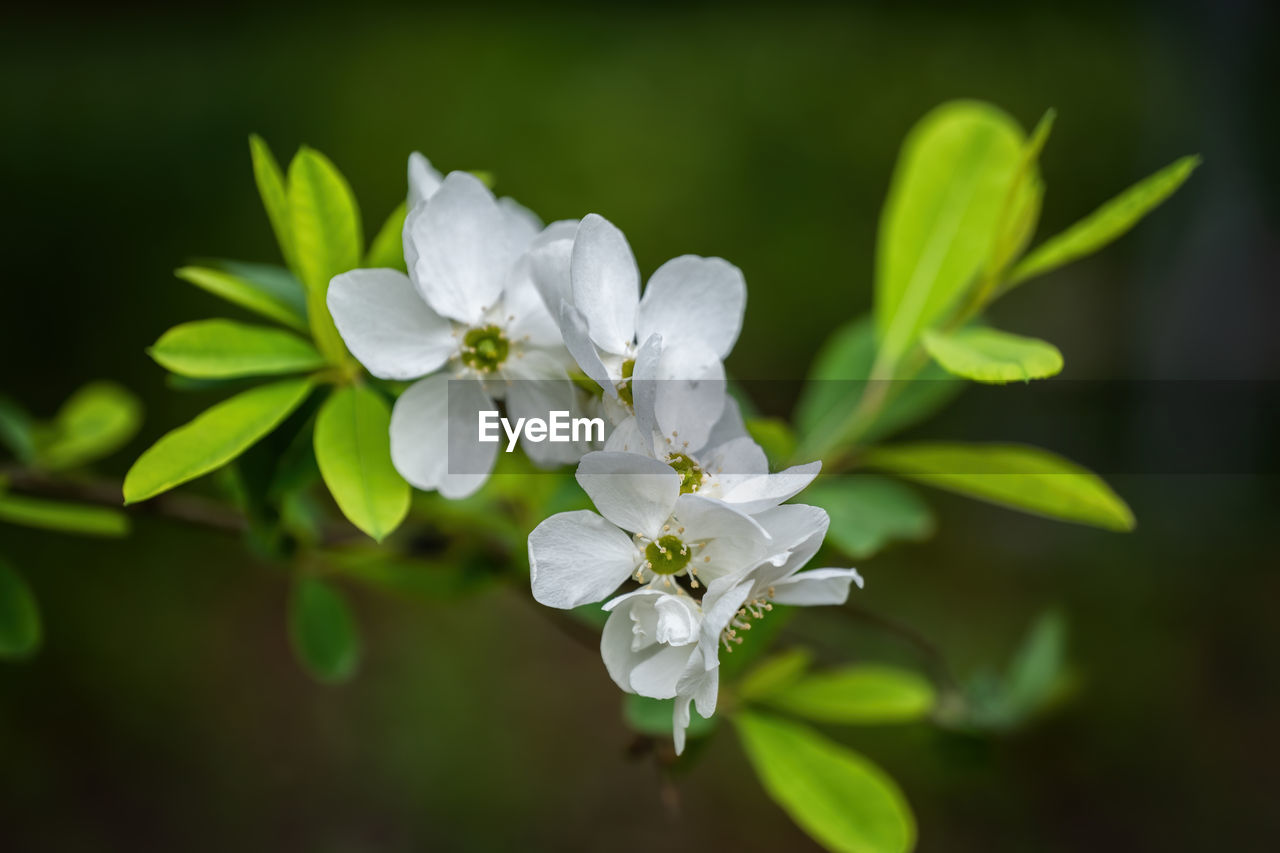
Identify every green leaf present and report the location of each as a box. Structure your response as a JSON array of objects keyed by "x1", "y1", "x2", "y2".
[
  {"x1": 0, "y1": 560, "x2": 41, "y2": 660},
  {"x1": 365, "y1": 201, "x2": 407, "y2": 270},
  {"x1": 745, "y1": 417, "x2": 796, "y2": 469},
  {"x1": 37, "y1": 381, "x2": 142, "y2": 470},
  {"x1": 984, "y1": 109, "x2": 1054, "y2": 282},
  {"x1": 864, "y1": 442, "x2": 1134, "y2": 531},
  {"x1": 1008, "y1": 155, "x2": 1200, "y2": 287},
  {"x1": 286, "y1": 146, "x2": 362, "y2": 364},
  {"x1": 0, "y1": 491, "x2": 129, "y2": 537},
  {"x1": 875, "y1": 101, "x2": 1027, "y2": 375},
  {"x1": 313, "y1": 385, "x2": 409, "y2": 542},
  {"x1": 624, "y1": 694, "x2": 718, "y2": 740},
  {"x1": 289, "y1": 576, "x2": 360, "y2": 683},
  {"x1": 175, "y1": 265, "x2": 308, "y2": 333},
  {"x1": 806, "y1": 476, "x2": 934, "y2": 559},
  {"x1": 123, "y1": 378, "x2": 314, "y2": 504},
  {"x1": 737, "y1": 647, "x2": 814, "y2": 702},
  {"x1": 1003, "y1": 609, "x2": 1067, "y2": 719},
  {"x1": 922, "y1": 327, "x2": 1063, "y2": 384},
  {"x1": 795, "y1": 317, "x2": 961, "y2": 458},
  {"x1": 0, "y1": 396, "x2": 37, "y2": 463},
  {"x1": 149, "y1": 319, "x2": 325, "y2": 379},
  {"x1": 735, "y1": 711, "x2": 915, "y2": 853},
  {"x1": 763, "y1": 665, "x2": 936, "y2": 725},
  {"x1": 249, "y1": 135, "x2": 296, "y2": 269}
]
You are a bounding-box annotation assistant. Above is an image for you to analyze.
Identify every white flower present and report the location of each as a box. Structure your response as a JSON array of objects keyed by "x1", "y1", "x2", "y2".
[
  {"x1": 600, "y1": 503, "x2": 862, "y2": 753},
  {"x1": 328, "y1": 170, "x2": 575, "y2": 498},
  {"x1": 605, "y1": 394, "x2": 821, "y2": 514},
  {"x1": 528, "y1": 451, "x2": 774, "y2": 610},
  {"x1": 534, "y1": 213, "x2": 747, "y2": 451}
]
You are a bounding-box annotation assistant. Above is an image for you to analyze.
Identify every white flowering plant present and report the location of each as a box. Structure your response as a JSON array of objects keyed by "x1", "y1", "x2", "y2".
[{"x1": 0, "y1": 101, "x2": 1196, "y2": 852}]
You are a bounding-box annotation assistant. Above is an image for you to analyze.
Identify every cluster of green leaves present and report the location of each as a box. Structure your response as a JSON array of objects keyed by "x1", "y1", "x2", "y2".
[
  {"x1": 792, "y1": 100, "x2": 1196, "y2": 563},
  {"x1": 0, "y1": 382, "x2": 143, "y2": 658},
  {"x1": 120, "y1": 137, "x2": 419, "y2": 679}
]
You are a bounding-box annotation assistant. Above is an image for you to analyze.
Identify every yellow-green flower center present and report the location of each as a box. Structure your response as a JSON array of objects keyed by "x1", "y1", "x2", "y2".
[
  {"x1": 616, "y1": 358, "x2": 636, "y2": 407},
  {"x1": 667, "y1": 453, "x2": 704, "y2": 494},
  {"x1": 460, "y1": 325, "x2": 510, "y2": 372},
  {"x1": 645, "y1": 534, "x2": 690, "y2": 575}
]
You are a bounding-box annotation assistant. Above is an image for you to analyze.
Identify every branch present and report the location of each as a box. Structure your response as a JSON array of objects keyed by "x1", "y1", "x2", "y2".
[{"x1": 842, "y1": 602, "x2": 962, "y2": 693}]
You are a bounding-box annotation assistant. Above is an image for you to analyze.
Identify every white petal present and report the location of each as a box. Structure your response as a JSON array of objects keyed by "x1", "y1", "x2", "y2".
[
  {"x1": 637, "y1": 255, "x2": 746, "y2": 360},
  {"x1": 677, "y1": 645, "x2": 720, "y2": 717},
  {"x1": 672, "y1": 694, "x2": 693, "y2": 755},
  {"x1": 575, "y1": 451, "x2": 679, "y2": 538},
  {"x1": 529, "y1": 511, "x2": 639, "y2": 608},
  {"x1": 501, "y1": 264, "x2": 563, "y2": 350},
  {"x1": 407, "y1": 152, "x2": 443, "y2": 207},
  {"x1": 628, "y1": 643, "x2": 694, "y2": 699},
  {"x1": 560, "y1": 303, "x2": 613, "y2": 393},
  {"x1": 752, "y1": 503, "x2": 830, "y2": 574},
  {"x1": 653, "y1": 595, "x2": 702, "y2": 646},
  {"x1": 504, "y1": 367, "x2": 582, "y2": 468},
  {"x1": 672, "y1": 494, "x2": 771, "y2": 580},
  {"x1": 718, "y1": 461, "x2": 823, "y2": 515},
  {"x1": 527, "y1": 220, "x2": 579, "y2": 326},
  {"x1": 630, "y1": 333, "x2": 663, "y2": 439},
  {"x1": 498, "y1": 196, "x2": 542, "y2": 242},
  {"x1": 701, "y1": 394, "x2": 751, "y2": 454},
  {"x1": 771, "y1": 567, "x2": 865, "y2": 606},
  {"x1": 602, "y1": 416, "x2": 658, "y2": 457},
  {"x1": 327, "y1": 269, "x2": 455, "y2": 380},
  {"x1": 635, "y1": 338, "x2": 727, "y2": 452},
  {"x1": 570, "y1": 213, "x2": 639, "y2": 355},
  {"x1": 389, "y1": 375, "x2": 449, "y2": 492},
  {"x1": 704, "y1": 436, "x2": 769, "y2": 481},
  {"x1": 409, "y1": 172, "x2": 514, "y2": 325},
  {"x1": 439, "y1": 379, "x2": 499, "y2": 499}
]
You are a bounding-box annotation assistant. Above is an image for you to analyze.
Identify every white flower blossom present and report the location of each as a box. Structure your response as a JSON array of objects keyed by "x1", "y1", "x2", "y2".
[
  {"x1": 328, "y1": 168, "x2": 575, "y2": 498},
  {"x1": 606, "y1": 394, "x2": 821, "y2": 514},
  {"x1": 528, "y1": 451, "x2": 774, "y2": 610},
  {"x1": 532, "y1": 213, "x2": 747, "y2": 451},
  {"x1": 601, "y1": 503, "x2": 863, "y2": 753}
]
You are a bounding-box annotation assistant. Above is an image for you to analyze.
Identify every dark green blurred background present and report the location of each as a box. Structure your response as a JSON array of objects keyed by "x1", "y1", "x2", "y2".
[{"x1": 2, "y1": 1, "x2": 1277, "y2": 850}]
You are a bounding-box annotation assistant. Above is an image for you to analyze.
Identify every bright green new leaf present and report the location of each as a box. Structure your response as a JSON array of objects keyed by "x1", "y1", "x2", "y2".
[
  {"x1": 365, "y1": 201, "x2": 407, "y2": 271},
  {"x1": 864, "y1": 442, "x2": 1134, "y2": 531},
  {"x1": 763, "y1": 665, "x2": 936, "y2": 724},
  {"x1": 0, "y1": 491, "x2": 129, "y2": 537},
  {"x1": 313, "y1": 385, "x2": 409, "y2": 542},
  {"x1": 123, "y1": 378, "x2": 314, "y2": 504},
  {"x1": 287, "y1": 146, "x2": 363, "y2": 291},
  {"x1": 149, "y1": 319, "x2": 325, "y2": 379},
  {"x1": 0, "y1": 397, "x2": 36, "y2": 462},
  {"x1": 38, "y1": 381, "x2": 142, "y2": 470},
  {"x1": 807, "y1": 476, "x2": 934, "y2": 559},
  {"x1": 985, "y1": 109, "x2": 1054, "y2": 281},
  {"x1": 175, "y1": 266, "x2": 308, "y2": 333},
  {"x1": 737, "y1": 647, "x2": 814, "y2": 702},
  {"x1": 1008, "y1": 155, "x2": 1200, "y2": 287},
  {"x1": 795, "y1": 317, "x2": 961, "y2": 459},
  {"x1": 286, "y1": 146, "x2": 362, "y2": 363},
  {"x1": 1003, "y1": 609, "x2": 1067, "y2": 719},
  {"x1": 922, "y1": 327, "x2": 1063, "y2": 384},
  {"x1": 624, "y1": 694, "x2": 717, "y2": 740},
  {"x1": 249, "y1": 135, "x2": 296, "y2": 269},
  {"x1": 735, "y1": 711, "x2": 916, "y2": 853},
  {"x1": 289, "y1": 576, "x2": 360, "y2": 683},
  {"x1": 0, "y1": 560, "x2": 41, "y2": 660},
  {"x1": 875, "y1": 101, "x2": 1027, "y2": 375}
]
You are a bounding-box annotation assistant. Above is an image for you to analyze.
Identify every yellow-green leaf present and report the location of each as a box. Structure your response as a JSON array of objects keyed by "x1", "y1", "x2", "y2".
[
  {"x1": 38, "y1": 381, "x2": 142, "y2": 470},
  {"x1": 1008, "y1": 155, "x2": 1200, "y2": 287},
  {"x1": 874, "y1": 101, "x2": 1027, "y2": 375},
  {"x1": 289, "y1": 576, "x2": 360, "y2": 683},
  {"x1": 737, "y1": 647, "x2": 814, "y2": 702},
  {"x1": 922, "y1": 327, "x2": 1063, "y2": 384},
  {"x1": 149, "y1": 319, "x2": 324, "y2": 379},
  {"x1": 763, "y1": 665, "x2": 936, "y2": 724},
  {"x1": 735, "y1": 711, "x2": 915, "y2": 853},
  {"x1": 249, "y1": 135, "x2": 296, "y2": 269},
  {"x1": 313, "y1": 385, "x2": 409, "y2": 542},
  {"x1": 175, "y1": 265, "x2": 308, "y2": 332},
  {"x1": 0, "y1": 492, "x2": 129, "y2": 537},
  {"x1": 123, "y1": 378, "x2": 314, "y2": 504},
  {"x1": 365, "y1": 201, "x2": 407, "y2": 271},
  {"x1": 864, "y1": 442, "x2": 1134, "y2": 531},
  {"x1": 0, "y1": 560, "x2": 40, "y2": 660}
]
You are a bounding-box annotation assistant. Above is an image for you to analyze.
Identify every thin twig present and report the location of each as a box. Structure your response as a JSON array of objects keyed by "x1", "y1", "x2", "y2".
[{"x1": 842, "y1": 602, "x2": 962, "y2": 693}]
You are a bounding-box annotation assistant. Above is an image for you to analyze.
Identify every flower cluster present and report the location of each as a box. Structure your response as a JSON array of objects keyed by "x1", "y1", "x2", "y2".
[{"x1": 329, "y1": 154, "x2": 863, "y2": 751}]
